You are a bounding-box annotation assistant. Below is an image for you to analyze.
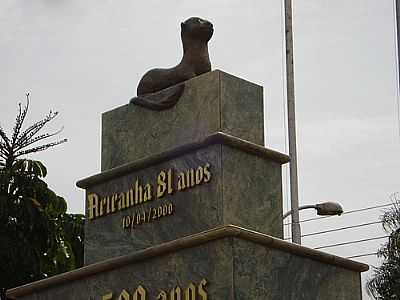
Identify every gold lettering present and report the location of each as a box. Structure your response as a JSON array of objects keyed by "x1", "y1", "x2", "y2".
[
  {"x1": 144, "y1": 184, "x2": 152, "y2": 202},
  {"x1": 141, "y1": 211, "x2": 146, "y2": 223},
  {"x1": 136, "y1": 213, "x2": 140, "y2": 224},
  {"x1": 101, "y1": 197, "x2": 109, "y2": 216},
  {"x1": 99, "y1": 279, "x2": 209, "y2": 299},
  {"x1": 190, "y1": 169, "x2": 195, "y2": 187},
  {"x1": 111, "y1": 194, "x2": 118, "y2": 213},
  {"x1": 126, "y1": 188, "x2": 134, "y2": 208},
  {"x1": 198, "y1": 279, "x2": 208, "y2": 300},
  {"x1": 177, "y1": 172, "x2": 186, "y2": 191},
  {"x1": 106, "y1": 196, "x2": 111, "y2": 214},
  {"x1": 185, "y1": 170, "x2": 190, "y2": 189},
  {"x1": 185, "y1": 283, "x2": 196, "y2": 300},
  {"x1": 185, "y1": 169, "x2": 195, "y2": 188},
  {"x1": 133, "y1": 285, "x2": 147, "y2": 300},
  {"x1": 203, "y1": 163, "x2": 211, "y2": 183},
  {"x1": 87, "y1": 193, "x2": 99, "y2": 220},
  {"x1": 102, "y1": 293, "x2": 113, "y2": 300},
  {"x1": 157, "y1": 170, "x2": 167, "y2": 198},
  {"x1": 167, "y1": 169, "x2": 174, "y2": 194},
  {"x1": 123, "y1": 215, "x2": 131, "y2": 229},
  {"x1": 118, "y1": 290, "x2": 130, "y2": 300},
  {"x1": 118, "y1": 192, "x2": 126, "y2": 210},
  {"x1": 90, "y1": 164, "x2": 212, "y2": 222},
  {"x1": 157, "y1": 291, "x2": 167, "y2": 300},
  {"x1": 135, "y1": 179, "x2": 143, "y2": 204},
  {"x1": 195, "y1": 166, "x2": 204, "y2": 184},
  {"x1": 170, "y1": 286, "x2": 182, "y2": 300}
]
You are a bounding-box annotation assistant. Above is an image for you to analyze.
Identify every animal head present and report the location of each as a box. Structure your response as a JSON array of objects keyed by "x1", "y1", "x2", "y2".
[{"x1": 181, "y1": 17, "x2": 214, "y2": 42}]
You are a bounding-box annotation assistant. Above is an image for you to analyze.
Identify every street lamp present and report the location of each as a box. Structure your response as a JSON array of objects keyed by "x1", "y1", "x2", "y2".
[{"x1": 283, "y1": 201, "x2": 343, "y2": 220}]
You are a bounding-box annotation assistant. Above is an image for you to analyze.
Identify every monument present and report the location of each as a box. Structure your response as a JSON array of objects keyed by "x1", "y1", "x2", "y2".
[{"x1": 6, "y1": 17, "x2": 368, "y2": 300}]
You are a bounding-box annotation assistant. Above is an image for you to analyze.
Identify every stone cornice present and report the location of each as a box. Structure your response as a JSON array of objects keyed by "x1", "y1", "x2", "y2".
[{"x1": 76, "y1": 132, "x2": 290, "y2": 189}]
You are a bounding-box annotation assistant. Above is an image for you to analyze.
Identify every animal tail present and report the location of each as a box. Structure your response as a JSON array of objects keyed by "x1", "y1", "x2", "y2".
[{"x1": 130, "y1": 83, "x2": 185, "y2": 111}]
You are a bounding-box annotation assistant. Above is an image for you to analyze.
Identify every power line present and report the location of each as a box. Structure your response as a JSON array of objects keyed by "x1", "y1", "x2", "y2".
[
  {"x1": 300, "y1": 221, "x2": 382, "y2": 238},
  {"x1": 314, "y1": 235, "x2": 389, "y2": 250},
  {"x1": 346, "y1": 252, "x2": 378, "y2": 259},
  {"x1": 284, "y1": 220, "x2": 382, "y2": 240},
  {"x1": 284, "y1": 203, "x2": 392, "y2": 226},
  {"x1": 341, "y1": 203, "x2": 392, "y2": 216}
]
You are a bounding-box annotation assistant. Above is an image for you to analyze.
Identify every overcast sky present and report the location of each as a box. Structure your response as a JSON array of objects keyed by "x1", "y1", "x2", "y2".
[{"x1": 1, "y1": 0, "x2": 399, "y2": 298}]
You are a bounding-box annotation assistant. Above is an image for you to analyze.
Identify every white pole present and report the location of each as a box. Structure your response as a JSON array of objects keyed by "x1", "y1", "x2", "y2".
[
  {"x1": 284, "y1": 0, "x2": 301, "y2": 244},
  {"x1": 396, "y1": 0, "x2": 400, "y2": 90}
]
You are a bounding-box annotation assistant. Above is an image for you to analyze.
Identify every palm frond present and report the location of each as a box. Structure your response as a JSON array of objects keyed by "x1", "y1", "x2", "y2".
[
  {"x1": 367, "y1": 193, "x2": 400, "y2": 298},
  {"x1": 15, "y1": 139, "x2": 67, "y2": 157},
  {"x1": 11, "y1": 93, "x2": 30, "y2": 146},
  {"x1": 0, "y1": 95, "x2": 67, "y2": 169},
  {"x1": 0, "y1": 125, "x2": 11, "y2": 150},
  {"x1": 16, "y1": 127, "x2": 64, "y2": 151},
  {"x1": 16, "y1": 110, "x2": 59, "y2": 149},
  {"x1": 0, "y1": 144, "x2": 8, "y2": 155}
]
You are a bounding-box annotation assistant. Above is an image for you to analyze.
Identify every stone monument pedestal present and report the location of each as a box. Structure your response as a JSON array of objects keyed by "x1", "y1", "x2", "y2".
[
  {"x1": 78, "y1": 132, "x2": 288, "y2": 265},
  {"x1": 7, "y1": 226, "x2": 367, "y2": 300},
  {"x1": 101, "y1": 70, "x2": 264, "y2": 170},
  {"x1": 6, "y1": 71, "x2": 368, "y2": 300}
]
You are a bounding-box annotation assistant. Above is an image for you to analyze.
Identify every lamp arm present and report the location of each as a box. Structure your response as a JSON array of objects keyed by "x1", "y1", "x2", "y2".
[{"x1": 283, "y1": 204, "x2": 317, "y2": 220}]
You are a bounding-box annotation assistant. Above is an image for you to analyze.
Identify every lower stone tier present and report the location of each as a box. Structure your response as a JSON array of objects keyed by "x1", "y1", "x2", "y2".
[{"x1": 7, "y1": 226, "x2": 368, "y2": 300}]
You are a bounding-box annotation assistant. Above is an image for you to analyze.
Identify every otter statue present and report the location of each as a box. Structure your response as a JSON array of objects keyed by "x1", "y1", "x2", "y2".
[{"x1": 130, "y1": 17, "x2": 214, "y2": 110}]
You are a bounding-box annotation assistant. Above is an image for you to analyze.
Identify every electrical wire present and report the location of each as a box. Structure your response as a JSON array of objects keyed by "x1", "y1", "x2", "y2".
[
  {"x1": 314, "y1": 235, "x2": 389, "y2": 250},
  {"x1": 302, "y1": 221, "x2": 381, "y2": 238},
  {"x1": 284, "y1": 203, "x2": 392, "y2": 226},
  {"x1": 346, "y1": 252, "x2": 378, "y2": 259},
  {"x1": 283, "y1": 221, "x2": 382, "y2": 240}
]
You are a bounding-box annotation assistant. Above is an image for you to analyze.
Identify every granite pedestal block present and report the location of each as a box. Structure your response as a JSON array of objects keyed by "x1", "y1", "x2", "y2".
[
  {"x1": 101, "y1": 70, "x2": 264, "y2": 171},
  {"x1": 7, "y1": 69, "x2": 369, "y2": 300},
  {"x1": 78, "y1": 133, "x2": 289, "y2": 265},
  {"x1": 7, "y1": 226, "x2": 368, "y2": 300}
]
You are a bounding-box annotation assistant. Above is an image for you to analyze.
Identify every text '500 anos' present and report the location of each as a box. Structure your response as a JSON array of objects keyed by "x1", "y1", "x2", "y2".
[{"x1": 101, "y1": 278, "x2": 208, "y2": 300}]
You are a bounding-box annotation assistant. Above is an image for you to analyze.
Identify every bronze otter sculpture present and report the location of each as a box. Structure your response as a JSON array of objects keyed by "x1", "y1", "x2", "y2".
[{"x1": 130, "y1": 17, "x2": 214, "y2": 110}]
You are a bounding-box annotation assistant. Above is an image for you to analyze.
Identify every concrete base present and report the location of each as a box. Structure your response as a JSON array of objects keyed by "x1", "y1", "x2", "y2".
[{"x1": 8, "y1": 226, "x2": 367, "y2": 300}]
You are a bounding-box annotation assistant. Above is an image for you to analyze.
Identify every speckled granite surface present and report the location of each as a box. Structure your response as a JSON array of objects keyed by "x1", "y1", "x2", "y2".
[
  {"x1": 101, "y1": 70, "x2": 264, "y2": 171},
  {"x1": 11, "y1": 227, "x2": 365, "y2": 300},
  {"x1": 84, "y1": 143, "x2": 285, "y2": 265}
]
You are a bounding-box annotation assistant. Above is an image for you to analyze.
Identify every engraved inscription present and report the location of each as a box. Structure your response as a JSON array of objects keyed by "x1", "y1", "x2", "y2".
[
  {"x1": 87, "y1": 163, "x2": 212, "y2": 229},
  {"x1": 101, "y1": 279, "x2": 208, "y2": 300}
]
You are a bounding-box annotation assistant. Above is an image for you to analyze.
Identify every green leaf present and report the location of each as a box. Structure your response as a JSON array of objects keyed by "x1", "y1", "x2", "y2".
[
  {"x1": 29, "y1": 197, "x2": 41, "y2": 208},
  {"x1": 0, "y1": 98, "x2": 77, "y2": 289},
  {"x1": 13, "y1": 159, "x2": 48, "y2": 178},
  {"x1": 45, "y1": 196, "x2": 67, "y2": 216}
]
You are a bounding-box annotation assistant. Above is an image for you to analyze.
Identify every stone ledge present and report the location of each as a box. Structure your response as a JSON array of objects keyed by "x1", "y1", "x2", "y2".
[
  {"x1": 77, "y1": 132, "x2": 289, "y2": 189},
  {"x1": 7, "y1": 225, "x2": 369, "y2": 299}
]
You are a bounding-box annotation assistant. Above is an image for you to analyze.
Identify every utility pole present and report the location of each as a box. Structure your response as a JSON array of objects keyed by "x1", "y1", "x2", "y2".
[
  {"x1": 396, "y1": 0, "x2": 400, "y2": 91},
  {"x1": 284, "y1": 0, "x2": 301, "y2": 244}
]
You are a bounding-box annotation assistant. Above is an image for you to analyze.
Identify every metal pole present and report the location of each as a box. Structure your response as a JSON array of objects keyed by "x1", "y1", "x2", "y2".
[
  {"x1": 396, "y1": 0, "x2": 400, "y2": 90},
  {"x1": 283, "y1": 205, "x2": 316, "y2": 220},
  {"x1": 284, "y1": 0, "x2": 301, "y2": 244}
]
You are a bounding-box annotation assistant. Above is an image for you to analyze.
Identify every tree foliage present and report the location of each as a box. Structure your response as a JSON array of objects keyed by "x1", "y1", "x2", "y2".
[
  {"x1": 0, "y1": 94, "x2": 84, "y2": 289},
  {"x1": 367, "y1": 193, "x2": 400, "y2": 299}
]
